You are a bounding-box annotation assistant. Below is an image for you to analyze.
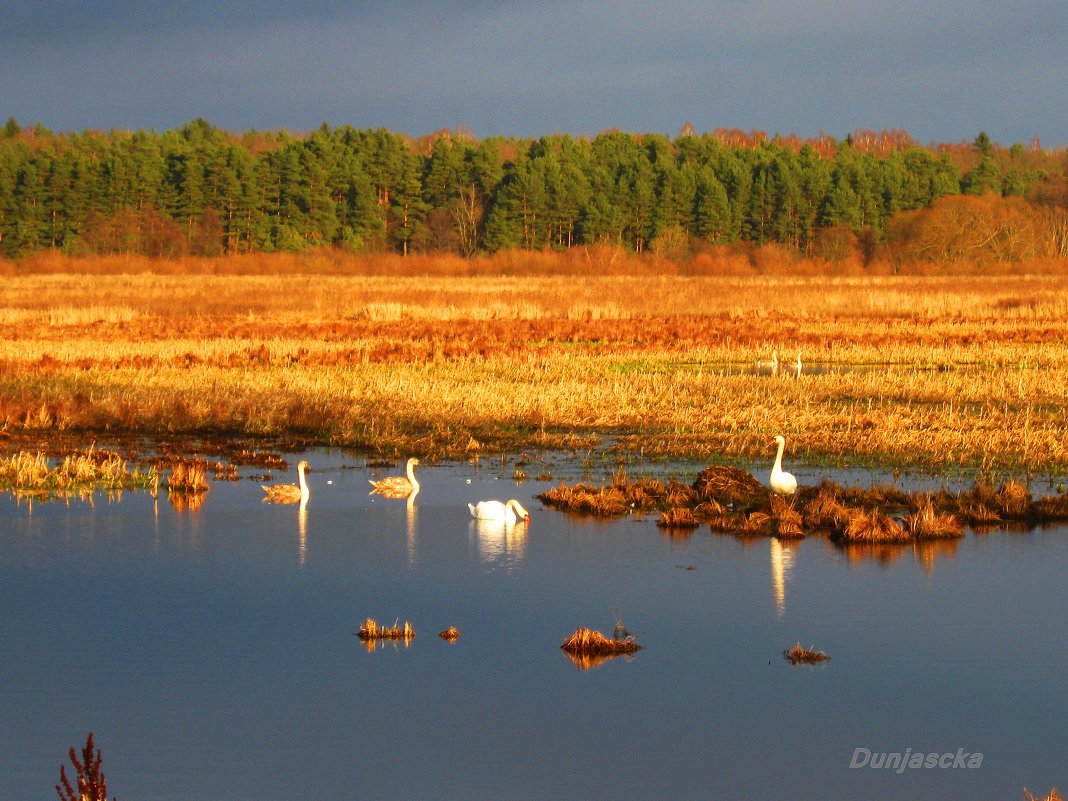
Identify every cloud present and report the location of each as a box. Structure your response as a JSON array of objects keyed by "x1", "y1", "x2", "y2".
[{"x1": 2, "y1": 0, "x2": 1066, "y2": 144}]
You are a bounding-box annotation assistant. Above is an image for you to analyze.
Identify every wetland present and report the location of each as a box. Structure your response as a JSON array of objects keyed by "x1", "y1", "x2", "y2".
[{"x1": 2, "y1": 266, "x2": 1066, "y2": 798}]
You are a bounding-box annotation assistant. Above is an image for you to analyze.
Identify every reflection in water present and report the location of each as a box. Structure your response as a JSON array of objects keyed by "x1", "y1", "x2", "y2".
[
  {"x1": 168, "y1": 489, "x2": 206, "y2": 513},
  {"x1": 357, "y1": 634, "x2": 416, "y2": 653},
  {"x1": 770, "y1": 538, "x2": 795, "y2": 618},
  {"x1": 561, "y1": 649, "x2": 638, "y2": 671},
  {"x1": 472, "y1": 518, "x2": 527, "y2": 567},
  {"x1": 406, "y1": 488, "x2": 419, "y2": 566},
  {"x1": 837, "y1": 538, "x2": 961, "y2": 571},
  {"x1": 298, "y1": 500, "x2": 308, "y2": 566}
]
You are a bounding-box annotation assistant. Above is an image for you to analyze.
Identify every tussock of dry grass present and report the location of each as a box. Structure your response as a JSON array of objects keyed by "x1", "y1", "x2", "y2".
[
  {"x1": 784, "y1": 642, "x2": 830, "y2": 664},
  {"x1": 836, "y1": 509, "x2": 910, "y2": 543},
  {"x1": 657, "y1": 507, "x2": 701, "y2": 529},
  {"x1": 165, "y1": 458, "x2": 210, "y2": 494},
  {"x1": 357, "y1": 618, "x2": 415, "y2": 641},
  {"x1": 560, "y1": 626, "x2": 642, "y2": 671},
  {"x1": 438, "y1": 627, "x2": 461, "y2": 642},
  {"x1": 904, "y1": 498, "x2": 965, "y2": 539},
  {"x1": 770, "y1": 495, "x2": 805, "y2": 538}
]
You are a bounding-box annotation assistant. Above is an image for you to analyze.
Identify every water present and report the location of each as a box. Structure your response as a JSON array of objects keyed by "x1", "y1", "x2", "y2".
[{"x1": 2, "y1": 449, "x2": 1065, "y2": 800}]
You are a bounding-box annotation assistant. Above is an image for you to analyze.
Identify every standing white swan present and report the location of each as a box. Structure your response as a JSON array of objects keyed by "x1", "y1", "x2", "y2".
[
  {"x1": 794, "y1": 351, "x2": 803, "y2": 377},
  {"x1": 769, "y1": 436, "x2": 798, "y2": 496},
  {"x1": 468, "y1": 499, "x2": 530, "y2": 523},
  {"x1": 369, "y1": 457, "x2": 420, "y2": 497},
  {"x1": 262, "y1": 459, "x2": 311, "y2": 504}
]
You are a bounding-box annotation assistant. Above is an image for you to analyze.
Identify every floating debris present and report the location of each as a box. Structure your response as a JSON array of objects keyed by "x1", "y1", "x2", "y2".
[
  {"x1": 438, "y1": 627, "x2": 461, "y2": 642},
  {"x1": 784, "y1": 642, "x2": 830, "y2": 665}
]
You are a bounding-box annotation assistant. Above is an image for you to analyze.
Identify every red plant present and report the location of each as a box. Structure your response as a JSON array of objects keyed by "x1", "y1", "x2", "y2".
[{"x1": 56, "y1": 732, "x2": 114, "y2": 801}]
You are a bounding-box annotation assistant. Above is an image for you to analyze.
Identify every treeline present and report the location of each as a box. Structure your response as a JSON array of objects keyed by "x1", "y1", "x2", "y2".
[{"x1": 1, "y1": 116, "x2": 1066, "y2": 263}]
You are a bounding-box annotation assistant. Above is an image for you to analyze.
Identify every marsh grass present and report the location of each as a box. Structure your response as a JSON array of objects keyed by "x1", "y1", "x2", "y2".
[
  {"x1": 165, "y1": 458, "x2": 210, "y2": 494},
  {"x1": 0, "y1": 446, "x2": 154, "y2": 498},
  {"x1": 4, "y1": 272, "x2": 1068, "y2": 470}
]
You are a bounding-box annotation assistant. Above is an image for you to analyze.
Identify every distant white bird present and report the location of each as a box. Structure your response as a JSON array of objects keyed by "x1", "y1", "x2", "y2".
[
  {"x1": 468, "y1": 499, "x2": 530, "y2": 523},
  {"x1": 262, "y1": 459, "x2": 311, "y2": 504},
  {"x1": 769, "y1": 436, "x2": 798, "y2": 496}
]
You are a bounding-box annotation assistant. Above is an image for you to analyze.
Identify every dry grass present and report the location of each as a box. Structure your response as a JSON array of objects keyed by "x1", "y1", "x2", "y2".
[
  {"x1": 0, "y1": 446, "x2": 154, "y2": 498},
  {"x1": 3, "y1": 270, "x2": 1068, "y2": 470},
  {"x1": 438, "y1": 627, "x2": 461, "y2": 642},
  {"x1": 904, "y1": 498, "x2": 965, "y2": 539},
  {"x1": 357, "y1": 618, "x2": 415, "y2": 641},
  {"x1": 784, "y1": 642, "x2": 830, "y2": 664},
  {"x1": 560, "y1": 627, "x2": 642, "y2": 656},
  {"x1": 1023, "y1": 789, "x2": 1062, "y2": 801},
  {"x1": 165, "y1": 458, "x2": 210, "y2": 494}
]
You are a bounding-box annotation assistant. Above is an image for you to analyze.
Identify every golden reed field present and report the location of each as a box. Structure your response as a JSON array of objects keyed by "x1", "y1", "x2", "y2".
[{"x1": 2, "y1": 250, "x2": 1068, "y2": 475}]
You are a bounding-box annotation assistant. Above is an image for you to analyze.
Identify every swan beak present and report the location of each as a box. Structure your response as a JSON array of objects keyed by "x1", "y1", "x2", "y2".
[{"x1": 523, "y1": 514, "x2": 531, "y2": 522}]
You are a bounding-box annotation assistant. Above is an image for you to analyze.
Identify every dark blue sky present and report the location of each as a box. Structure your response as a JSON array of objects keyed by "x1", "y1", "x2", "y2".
[{"x1": 4, "y1": 0, "x2": 1066, "y2": 146}]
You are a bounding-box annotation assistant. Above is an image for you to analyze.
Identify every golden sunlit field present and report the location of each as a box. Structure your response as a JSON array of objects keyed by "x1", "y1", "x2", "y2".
[{"x1": 2, "y1": 254, "x2": 1068, "y2": 474}]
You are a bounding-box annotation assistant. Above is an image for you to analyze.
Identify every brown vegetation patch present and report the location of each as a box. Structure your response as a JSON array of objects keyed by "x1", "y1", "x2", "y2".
[
  {"x1": 905, "y1": 497, "x2": 964, "y2": 539},
  {"x1": 770, "y1": 495, "x2": 805, "y2": 538},
  {"x1": 165, "y1": 458, "x2": 210, "y2": 494},
  {"x1": 438, "y1": 627, "x2": 461, "y2": 642},
  {"x1": 835, "y1": 508, "x2": 910, "y2": 543},
  {"x1": 784, "y1": 642, "x2": 830, "y2": 665},
  {"x1": 357, "y1": 618, "x2": 415, "y2": 641},
  {"x1": 692, "y1": 464, "x2": 767, "y2": 508},
  {"x1": 657, "y1": 507, "x2": 701, "y2": 529},
  {"x1": 560, "y1": 627, "x2": 642, "y2": 670}
]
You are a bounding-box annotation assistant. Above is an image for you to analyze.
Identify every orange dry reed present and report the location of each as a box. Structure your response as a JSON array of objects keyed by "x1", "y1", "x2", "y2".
[{"x1": 357, "y1": 618, "x2": 415, "y2": 641}]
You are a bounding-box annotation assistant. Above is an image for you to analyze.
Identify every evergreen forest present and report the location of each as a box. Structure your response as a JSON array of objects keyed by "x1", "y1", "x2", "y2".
[{"x1": 1, "y1": 117, "x2": 1066, "y2": 264}]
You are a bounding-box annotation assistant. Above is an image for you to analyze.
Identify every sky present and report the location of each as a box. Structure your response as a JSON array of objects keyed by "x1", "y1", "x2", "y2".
[{"x1": 3, "y1": 0, "x2": 1067, "y2": 147}]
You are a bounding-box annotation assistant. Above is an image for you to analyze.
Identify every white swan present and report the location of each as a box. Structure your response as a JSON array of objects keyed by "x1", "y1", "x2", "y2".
[
  {"x1": 794, "y1": 351, "x2": 803, "y2": 378},
  {"x1": 769, "y1": 436, "x2": 798, "y2": 496},
  {"x1": 756, "y1": 350, "x2": 779, "y2": 369},
  {"x1": 468, "y1": 499, "x2": 530, "y2": 523},
  {"x1": 369, "y1": 457, "x2": 420, "y2": 497},
  {"x1": 262, "y1": 459, "x2": 310, "y2": 504}
]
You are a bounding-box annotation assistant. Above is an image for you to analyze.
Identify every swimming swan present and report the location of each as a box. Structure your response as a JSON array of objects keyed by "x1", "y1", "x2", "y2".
[
  {"x1": 468, "y1": 499, "x2": 530, "y2": 523},
  {"x1": 769, "y1": 436, "x2": 798, "y2": 496},
  {"x1": 262, "y1": 459, "x2": 310, "y2": 504},
  {"x1": 369, "y1": 457, "x2": 420, "y2": 497},
  {"x1": 756, "y1": 350, "x2": 779, "y2": 369}
]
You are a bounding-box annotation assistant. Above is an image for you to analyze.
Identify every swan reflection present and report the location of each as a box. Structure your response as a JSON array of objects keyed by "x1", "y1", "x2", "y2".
[
  {"x1": 770, "y1": 538, "x2": 795, "y2": 619},
  {"x1": 297, "y1": 499, "x2": 308, "y2": 566},
  {"x1": 471, "y1": 517, "x2": 527, "y2": 566},
  {"x1": 405, "y1": 488, "x2": 419, "y2": 566}
]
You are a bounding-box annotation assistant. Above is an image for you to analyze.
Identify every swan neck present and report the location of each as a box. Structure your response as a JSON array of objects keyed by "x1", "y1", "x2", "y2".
[
  {"x1": 406, "y1": 459, "x2": 420, "y2": 491},
  {"x1": 298, "y1": 464, "x2": 309, "y2": 496},
  {"x1": 773, "y1": 440, "x2": 785, "y2": 471}
]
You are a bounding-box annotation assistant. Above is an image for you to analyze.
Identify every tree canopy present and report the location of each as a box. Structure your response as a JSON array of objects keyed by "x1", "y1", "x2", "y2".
[{"x1": 0, "y1": 120, "x2": 1062, "y2": 262}]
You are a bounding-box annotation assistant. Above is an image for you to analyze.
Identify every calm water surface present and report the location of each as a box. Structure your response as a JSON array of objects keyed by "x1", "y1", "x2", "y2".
[{"x1": 2, "y1": 450, "x2": 1065, "y2": 800}]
